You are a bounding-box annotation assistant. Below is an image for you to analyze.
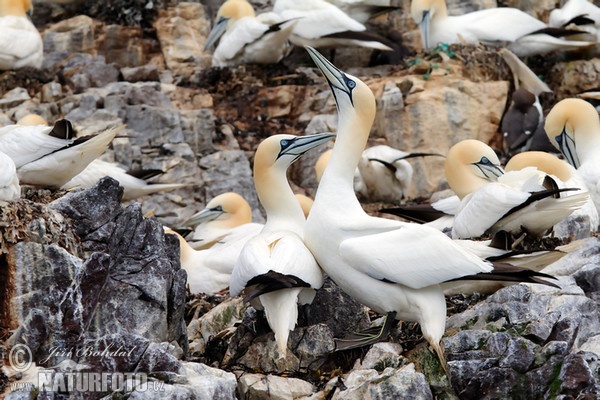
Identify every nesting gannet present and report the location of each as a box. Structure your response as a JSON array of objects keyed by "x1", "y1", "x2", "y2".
[
  {"x1": 61, "y1": 159, "x2": 187, "y2": 201},
  {"x1": 273, "y1": 0, "x2": 393, "y2": 50},
  {"x1": 545, "y1": 98, "x2": 600, "y2": 225},
  {"x1": 184, "y1": 192, "x2": 263, "y2": 250},
  {"x1": 0, "y1": 120, "x2": 119, "y2": 188},
  {"x1": 0, "y1": 149, "x2": 19, "y2": 201},
  {"x1": 303, "y1": 47, "x2": 557, "y2": 368},
  {"x1": 549, "y1": 0, "x2": 600, "y2": 41},
  {"x1": 204, "y1": 0, "x2": 296, "y2": 67},
  {"x1": 505, "y1": 151, "x2": 599, "y2": 232},
  {"x1": 0, "y1": 0, "x2": 42, "y2": 70},
  {"x1": 410, "y1": 0, "x2": 594, "y2": 57},
  {"x1": 447, "y1": 139, "x2": 587, "y2": 239},
  {"x1": 231, "y1": 132, "x2": 333, "y2": 357},
  {"x1": 164, "y1": 228, "x2": 233, "y2": 294}
]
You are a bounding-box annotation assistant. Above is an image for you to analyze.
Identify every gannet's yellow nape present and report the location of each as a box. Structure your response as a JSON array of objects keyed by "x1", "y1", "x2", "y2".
[
  {"x1": 505, "y1": 151, "x2": 573, "y2": 182},
  {"x1": 315, "y1": 149, "x2": 332, "y2": 183},
  {"x1": 16, "y1": 113, "x2": 47, "y2": 126},
  {"x1": 295, "y1": 194, "x2": 313, "y2": 218},
  {"x1": 204, "y1": 0, "x2": 255, "y2": 50},
  {"x1": 0, "y1": 0, "x2": 32, "y2": 16},
  {"x1": 185, "y1": 192, "x2": 252, "y2": 229},
  {"x1": 444, "y1": 139, "x2": 504, "y2": 200}
]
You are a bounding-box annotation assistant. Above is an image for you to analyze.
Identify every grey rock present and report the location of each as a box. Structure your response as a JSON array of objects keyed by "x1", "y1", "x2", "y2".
[
  {"x1": 41, "y1": 82, "x2": 63, "y2": 103},
  {"x1": 121, "y1": 65, "x2": 160, "y2": 82},
  {"x1": 238, "y1": 373, "x2": 315, "y2": 400},
  {"x1": 361, "y1": 342, "x2": 405, "y2": 371},
  {"x1": 179, "y1": 109, "x2": 215, "y2": 156},
  {"x1": 0, "y1": 88, "x2": 30, "y2": 108}
]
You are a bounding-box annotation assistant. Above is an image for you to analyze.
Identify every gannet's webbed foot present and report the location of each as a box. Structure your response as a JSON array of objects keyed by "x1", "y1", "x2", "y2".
[{"x1": 334, "y1": 311, "x2": 397, "y2": 351}]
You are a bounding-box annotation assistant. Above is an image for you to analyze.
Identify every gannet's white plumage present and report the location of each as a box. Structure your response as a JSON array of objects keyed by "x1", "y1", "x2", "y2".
[
  {"x1": 545, "y1": 98, "x2": 600, "y2": 229},
  {"x1": 184, "y1": 192, "x2": 263, "y2": 250},
  {"x1": 204, "y1": 0, "x2": 296, "y2": 67},
  {"x1": 164, "y1": 228, "x2": 233, "y2": 294},
  {"x1": 326, "y1": 0, "x2": 397, "y2": 23},
  {"x1": 273, "y1": 0, "x2": 393, "y2": 50},
  {"x1": 549, "y1": 0, "x2": 600, "y2": 41},
  {"x1": 0, "y1": 149, "x2": 19, "y2": 201},
  {"x1": 0, "y1": 0, "x2": 42, "y2": 70},
  {"x1": 410, "y1": 0, "x2": 594, "y2": 57},
  {"x1": 447, "y1": 139, "x2": 588, "y2": 239},
  {"x1": 303, "y1": 47, "x2": 507, "y2": 366},
  {"x1": 505, "y1": 151, "x2": 599, "y2": 232},
  {"x1": 231, "y1": 133, "x2": 332, "y2": 357},
  {"x1": 61, "y1": 159, "x2": 187, "y2": 201}
]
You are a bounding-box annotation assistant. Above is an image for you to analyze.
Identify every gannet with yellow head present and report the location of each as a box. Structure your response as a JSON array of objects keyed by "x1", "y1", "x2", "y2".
[
  {"x1": 231, "y1": 132, "x2": 334, "y2": 358},
  {"x1": 447, "y1": 139, "x2": 587, "y2": 239},
  {"x1": 410, "y1": 0, "x2": 594, "y2": 57},
  {"x1": 303, "y1": 47, "x2": 558, "y2": 370},
  {"x1": 0, "y1": 0, "x2": 42, "y2": 70},
  {"x1": 545, "y1": 98, "x2": 600, "y2": 229},
  {"x1": 204, "y1": 0, "x2": 296, "y2": 67},
  {"x1": 184, "y1": 192, "x2": 263, "y2": 250}
]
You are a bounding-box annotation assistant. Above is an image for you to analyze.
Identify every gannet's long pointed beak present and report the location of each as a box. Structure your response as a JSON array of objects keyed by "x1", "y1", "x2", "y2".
[
  {"x1": 277, "y1": 132, "x2": 335, "y2": 161},
  {"x1": 418, "y1": 10, "x2": 431, "y2": 49},
  {"x1": 555, "y1": 127, "x2": 580, "y2": 168},
  {"x1": 472, "y1": 157, "x2": 505, "y2": 180},
  {"x1": 306, "y1": 46, "x2": 356, "y2": 102},
  {"x1": 184, "y1": 206, "x2": 224, "y2": 227},
  {"x1": 204, "y1": 16, "x2": 229, "y2": 50}
]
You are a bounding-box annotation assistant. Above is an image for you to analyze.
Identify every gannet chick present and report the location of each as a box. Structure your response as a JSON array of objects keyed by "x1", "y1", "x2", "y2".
[
  {"x1": 545, "y1": 98, "x2": 600, "y2": 226},
  {"x1": 501, "y1": 88, "x2": 545, "y2": 156},
  {"x1": 0, "y1": 150, "x2": 19, "y2": 201},
  {"x1": 0, "y1": 0, "x2": 42, "y2": 70},
  {"x1": 0, "y1": 120, "x2": 119, "y2": 188},
  {"x1": 303, "y1": 47, "x2": 558, "y2": 369},
  {"x1": 505, "y1": 151, "x2": 599, "y2": 232},
  {"x1": 410, "y1": 0, "x2": 594, "y2": 57},
  {"x1": 231, "y1": 132, "x2": 333, "y2": 358},
  {"x1": 549, "y1": 0, "x2": 600, "y2": 41},
  {"x1": 273, "y1": 0, "x2": 393, "y2": 50},
  {"x1": 184, "y1": 192, "x2": 263, "y2": 250},
  {"x1": 62, "y1": 159, "x2": 187, "y2": 201},
  {"x1": 204, "y1": 0, "x2": 296, "y2": 67},
  {"x1": 164, "y1": 228, "x2": 233, "y2": 294},
  {"x1": 447, "y1": 139, "x2": 587, "y2": 239}
]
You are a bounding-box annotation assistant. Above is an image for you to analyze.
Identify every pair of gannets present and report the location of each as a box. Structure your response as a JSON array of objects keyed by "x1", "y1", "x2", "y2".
[
  {"x1": 410, "y1": 0, "x2": 594, "y2": 57},
  {"x1": 231, "y1": 132, "x2": 333, "y2": 357},
  {"x1": 303, "y1": 47, "x2": 557, "y2": 368},
  {"x1": 544, "y1": 98, "x2": 600, "y2": 230},
  {"x1": 0, "y1": 0, "x2": 42, "y2": 70},
  {"x1": 0, "y1": 120, "x2": 119, "y2": 188},
  {"x1": 204, "y1": 0, "x2": 296, "y2": 67}
]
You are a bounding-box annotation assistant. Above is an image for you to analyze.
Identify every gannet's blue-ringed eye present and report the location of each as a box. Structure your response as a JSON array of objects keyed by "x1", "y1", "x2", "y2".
[
  {"x1": 481, "y1": 156, "x2": 490, "y2": 164},
  {"x1": 346, "y1": 79, "x2": 356, "y2": 89},
  {"x1": 280, "y1": 139, "x2": 291, "y2": 148},
  {"x1": 212, "y1": 205, "x2": 223, "y2": 212}
]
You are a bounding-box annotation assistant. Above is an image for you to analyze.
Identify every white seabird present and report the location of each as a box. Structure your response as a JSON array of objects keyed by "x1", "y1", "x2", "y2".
[
  {"x1": 549, "y1": 0, "x2": 600, "y2": 41},
  {"x1": 230, "y1": 132, "x2": 333, "y2": 358},
  {"x1": 184, "y1": 192, "x2": 263, "y2": 250},
  {"x1": 204, "y1": 0, "x2": 297, "y2": 67},
  {"x1": 410, "y1": 0, "x2": 594, "y2": 57},
  {"x1": 273, "y1": 0, "x2": 393, "y2": 50},
  {"x1": 326, "y1": 0, "x2": 398, "y2": 23},
  {"x1": 446, "y1": 139, "x2": 587, "y2": 239},
  {"x1": 303, "y1": 47, "x2": 557, "y2": 368},
  {"x1": 545, "y1": 98, "x2": 600, "y2": 228},
  {"x1": 0, "y1": 149, "x2": 19, "y2": 201},
  {"x1": 0, "y1": 0, "x2": 43, "y2": 70}
]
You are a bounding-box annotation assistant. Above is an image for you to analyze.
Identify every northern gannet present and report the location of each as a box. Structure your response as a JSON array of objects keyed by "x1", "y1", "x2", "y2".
[
  {"x1": 0, "y1": 0, "x2": 42, "y2": 70},
  {"x1": 505, "y1": 150, "x2": 599, "y2": 232},
  {"x1": 62, "y1": 159, "x2": 187, "y2": 201},
  {"x1": 545, "y1": 98, "x2": 600, "y2": 226},
  {"x1": 303, "y1": 47, "x2": 557, "y2": 368},
  {"x1": 447, "y1": 139, "x2": 587, "y2": 239},
  {"x1": 410, "y1": 0, "x2": 594, "y2": 57},
  {"x1": 0, "y1": 149, "x2": 19, "y2": 201},
  {"x1": 0, "y1": 120, "x2": 119, "y2": 188},
  {"x1": 184, "y1": 192, "x2": 263, "y2": 250},
  {"x1": 273, "y1": 0, "x2": 393, "y2": 50},
  {"x1": 204, "y1": 0, "x2": 296, "y2": 67},
  {"x1": 230, "y1": 132, "x2": 333, "y2": 358},
  {"x1": 549, "y1": 0, "x2": 600, "y2": 41},
  {"x1": 164, "y1": 228, "x2": 233, "y2": 294}
]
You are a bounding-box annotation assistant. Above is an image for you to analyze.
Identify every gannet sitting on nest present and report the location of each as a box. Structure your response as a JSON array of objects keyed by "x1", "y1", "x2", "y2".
[
  {"x1": 410, "y1": 0, "x2": 595, "y2": 57},
  {"x1": 545, "y1": 98, "x2": 600, "y2": 230},
  {"x1": 0, "y1": 120, "x2": 119, "y2": 188},
  {"x1": 447, "y1": 139, "x2": 587, "y2": 240},
  {"x1": 184, "y1": 192, "x2": 263, "y2": 250},
  {"x1": 0, "y1": 0, "x2": 43, "y2": 70},
  {"x1": 273, "y1": 0, "x2": 393, "y2": 50},
  {"x1": 303, "y1": 46, "x2": 558, "y2": 370},
  {"x1": 0, "y1": 150, "x2": 19, "y2": 201},
  {"x1": 230, "y1": 132, "x2": 333, "y2": 358},
  {"x1": 204, "y1": 0, "x2": 297, "y2": 67}
]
